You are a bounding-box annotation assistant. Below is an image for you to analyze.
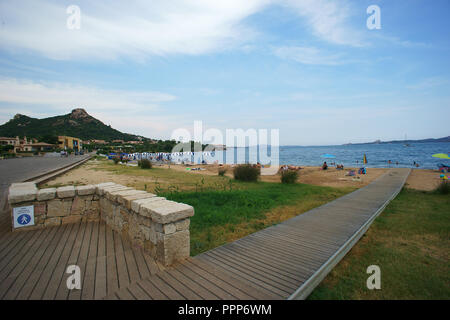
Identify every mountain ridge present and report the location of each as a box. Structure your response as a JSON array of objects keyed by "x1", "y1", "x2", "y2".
[{"x1": 0, "y1": 108, "x2": 146, "y2": 142}]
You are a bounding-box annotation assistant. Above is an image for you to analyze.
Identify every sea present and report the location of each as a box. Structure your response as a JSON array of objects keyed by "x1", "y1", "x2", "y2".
[{"x1": 168, "y1": 142, "x2": 450, "y2": 170}]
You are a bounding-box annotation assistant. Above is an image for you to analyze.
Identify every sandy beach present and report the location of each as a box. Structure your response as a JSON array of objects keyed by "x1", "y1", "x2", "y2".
[{"x1": 42, "y1": 160, "x2": 445, "y2": 191}]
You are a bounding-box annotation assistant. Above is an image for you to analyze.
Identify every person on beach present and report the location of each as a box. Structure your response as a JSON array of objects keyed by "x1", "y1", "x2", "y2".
[{"x1": 322, "y1": 162, "x2": 328, "y2": 170}]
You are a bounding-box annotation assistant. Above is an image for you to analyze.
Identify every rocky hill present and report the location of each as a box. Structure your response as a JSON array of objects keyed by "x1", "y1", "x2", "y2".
[{"x1": 0, "y1": 108, "x2": 145, "y2": 141}]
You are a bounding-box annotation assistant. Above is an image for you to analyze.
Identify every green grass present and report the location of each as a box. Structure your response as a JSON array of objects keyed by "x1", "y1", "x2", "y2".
[
  {"x1": 309, "y1": 188, "x2": 450, "y2": 300},
  {"x1": 162, "y1": 182, "x2": 352, "y2": 256}
]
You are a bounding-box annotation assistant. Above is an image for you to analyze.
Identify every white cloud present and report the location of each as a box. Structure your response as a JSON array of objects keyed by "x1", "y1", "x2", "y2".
[
  {"x1": 273, "y1": 46, "x2": 344, "y2": 65},
  {"x1": 281, "y1": 0, "x2": 365, "y2": 47},
  {"x1": 0, "y1": 0, "x2": 271, "y2": 60},
  {"x1": 0, "y1": 0, "x2": 368, "y2": 61},
  {"x1": 0, "y1": 77, "x2": 175, "y2": 112},
  {"x1": 406, "y1": 77, "x2": 449, "y2": 90}
]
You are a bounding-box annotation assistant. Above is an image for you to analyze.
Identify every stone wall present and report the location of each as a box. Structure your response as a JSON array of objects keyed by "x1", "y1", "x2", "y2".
[{"x1": 8, "y1": 182, "x2": 194, "y2": 266}]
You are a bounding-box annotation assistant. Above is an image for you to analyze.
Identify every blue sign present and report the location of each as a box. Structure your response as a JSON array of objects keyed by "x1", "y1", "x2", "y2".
[
  {"x1": 17, "y1": 214, "x2": 31, "y2": 225},
  {"x1": 13, "y1": 205, "x2": 34, "y2": 228}
]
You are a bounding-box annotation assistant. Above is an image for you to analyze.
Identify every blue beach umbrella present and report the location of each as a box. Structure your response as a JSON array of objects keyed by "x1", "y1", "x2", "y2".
[{"x1": 321, "y1": 154, "x2": 336, "y2": 159}]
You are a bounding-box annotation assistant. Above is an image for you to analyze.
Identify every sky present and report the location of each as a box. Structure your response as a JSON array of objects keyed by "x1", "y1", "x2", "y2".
[{"x1": 0, "y1": 0, "x2": 449, "y2": 146}]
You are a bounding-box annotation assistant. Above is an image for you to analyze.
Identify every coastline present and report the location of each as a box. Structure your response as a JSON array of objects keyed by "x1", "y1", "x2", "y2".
[{"x1": 44, "y1": 160, "x2": 445, "y2": 192}]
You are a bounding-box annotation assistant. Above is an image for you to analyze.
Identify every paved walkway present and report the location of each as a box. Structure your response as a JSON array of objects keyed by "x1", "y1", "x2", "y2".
[{"x1": 0, "y1": 168, "x2": 410, "y2": 300}]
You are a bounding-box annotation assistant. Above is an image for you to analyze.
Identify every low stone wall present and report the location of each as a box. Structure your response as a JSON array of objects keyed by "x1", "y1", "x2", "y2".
[{"x1": 8, "y1": 182, "x2": 194, "y2": 266}]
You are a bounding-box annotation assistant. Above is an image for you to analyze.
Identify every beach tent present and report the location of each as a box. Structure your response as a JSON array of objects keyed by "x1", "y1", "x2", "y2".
[{"x1": 432, "y1": 153, "x2": 450, "y2": 160}]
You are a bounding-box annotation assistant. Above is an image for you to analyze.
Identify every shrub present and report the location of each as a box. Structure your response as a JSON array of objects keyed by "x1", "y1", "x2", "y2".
[
  {"x1": 233, "y1": 164, "x2": 260, "y2": 182},
  {"x1": 218, "y1": 168, "x2": 227, "y2": 176},
  {"x1": 435, "y1": 180, "x2": 449, "y2": 195},
  {"x1": 139, "y1": 159, "x2": 152, "y2": 169},
  {"x1": 281, "y1": 170, "x2": 298, "y2": 184},
  {"x1": 112, "y1": 157, "x2": 120, "y2": 164}
]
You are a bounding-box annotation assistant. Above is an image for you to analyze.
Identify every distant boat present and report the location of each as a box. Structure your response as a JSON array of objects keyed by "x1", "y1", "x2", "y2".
[{"x1": 404, "y1": 134, "x2": 410, "y2": 147}]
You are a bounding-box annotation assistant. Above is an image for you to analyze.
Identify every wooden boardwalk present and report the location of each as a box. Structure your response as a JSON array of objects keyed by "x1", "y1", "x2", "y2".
[{"x1": 0, "y1": 168, "x2": 410, "y2": 300}]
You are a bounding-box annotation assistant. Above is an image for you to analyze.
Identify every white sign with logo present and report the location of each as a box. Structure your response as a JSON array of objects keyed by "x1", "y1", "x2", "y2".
[{"x1": 13, "y1": 205, "x2": 34, "y2": 228}]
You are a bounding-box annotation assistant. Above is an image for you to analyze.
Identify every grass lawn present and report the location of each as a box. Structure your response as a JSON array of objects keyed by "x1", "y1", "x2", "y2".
[{"x1": 309, "y1": 188, "x2": 450, "y2": 300}]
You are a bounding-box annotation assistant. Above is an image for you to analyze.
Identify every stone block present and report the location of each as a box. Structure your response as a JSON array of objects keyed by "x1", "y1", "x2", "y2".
[
  {"x1": 95, "y1": 183, "x2": 120, "y2": 196},
  {"x1": 118, "y1": 191, "x2": 154, "y2": 209},
  {"x1": 100, "y1": 185, "x2": 129, "y2": 197},
  {"x1": 56, "y1": 186, "x2": 75, "y2": 198},
  {"x1": 62, "y1": 215, "x2": 82, "y2": 224},
  {"x1": 47, "y1": 199, "x2": 72, "y2": 217},
  {"x1": 131, "y1": 197, "x2": 166, "y2": 214},
  {"x1": 141, "y1": 200, "x2": 194, "y2": 224},
  {"x1": 33, "y1": 202, "x2": 47, "y2": 216},
  {"x1": 175, "y1": 218, "x2": 190, "y2": 231},
  {"x1": 10, "y1": 182, "x2": 36, "y2": 189},
  {"x1": 37, "y1": 188, "x2": 56, "y2": 201},
  {"x1": 76, "y1": 185, "x2": 96, "y2": 196},
  {"x1": 45, "y1": 217, "x2": 61, "y2": 227},
  {"x1": 70, "y1": 196, "x2": 85, "y2": 215},
  {"x1": 8, "y1": 186, "x2": 37, "y2": 204},
  {"x1": 105, "y1": 188, "x2": 136, "y2": 202},
  {"x1": 156, "y1": 230, "x2": 190, "y2": 266}
]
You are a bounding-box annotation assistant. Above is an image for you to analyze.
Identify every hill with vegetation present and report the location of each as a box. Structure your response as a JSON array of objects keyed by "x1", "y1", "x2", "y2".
[{"x1": 0, "y1": 108, "x2": 145, "y2": 142}]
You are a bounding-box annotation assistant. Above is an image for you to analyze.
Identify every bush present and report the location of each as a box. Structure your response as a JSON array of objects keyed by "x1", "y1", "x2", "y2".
[
  {"x1": 218, "y1": 168, "x2": 227, "y2": 176},
  {"x1": 112, "y1": 157, "x2": 120, "y2": 164},
  {"x1": 435, "y1": 180, "x2": 449, "y2": 195},
  {"x1": 139, "y1": 159, "x2": 152, "y2": 169},
  {"x1": 281, "y1": 170, "x2": 298, "y2": 184},
  {"x1": 233, "y1": 164, "x2": 260, "y2": 182}
]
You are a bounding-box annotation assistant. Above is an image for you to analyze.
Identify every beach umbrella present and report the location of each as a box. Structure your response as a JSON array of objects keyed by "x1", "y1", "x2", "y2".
[
  {"x1": 363, "y1": 154, "x2": 368, "y2": 164},
  {"x1": 432, "y1": 153, "x2": 450, "y2": 159},
  {"x1": 321, "y1": 154, "x2": 336, "y2": 159}
]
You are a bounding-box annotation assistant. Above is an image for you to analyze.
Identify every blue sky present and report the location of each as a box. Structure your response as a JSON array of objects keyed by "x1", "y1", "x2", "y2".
[{"x1": 0, "y1": 0, "x2": 449, "y2": 145}]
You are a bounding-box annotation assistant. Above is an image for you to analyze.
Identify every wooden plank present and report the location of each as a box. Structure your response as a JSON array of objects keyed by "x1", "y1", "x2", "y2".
[
  {"x1": 0, "y1": 228, "x2": 44, "y2": 283},
  {"x1": 133, "y1": 248, "x2": 151, "y2": 280},
  {"x1": 116, "y1": 287, "x2": 136, "y2": 300},
  {"x1": 114, "y1": 229, "x2": 130, "y2": 289},
  {"x1": 26, "y1": 223, "x2": 75, "y2": 300},
  {"x1": 176, "y1": 261, "x2": 238, "y2": 300},
  {"x1": 68, "y1": 221, "x2": 93, "y2": 300},
  {"x1": 250, "y1": 231, "x2": 336, "y2": 258},
  {"x1": 137, "y1": 278, "x2": 170, "y2": 300},
  {"x1": 127, "y1": 282, "x2": 152, "y2": 300},
  {"x1": 41, "y1": 222, "x2": 82, "y2": 300},
  {"x1": 165, "y1": 267, "x2": 221, "y2": 300},
  {"x1": 2, "y1": 225, "x2": 61, "y2": 300},
  {"x1": 233, "y1": 237, "x2": 323, "y2": 271},
  {"x1": 156, "y1": 271, "x2": 202, "y2": 300},
  {"x1": 122, "y1": 239, "x2": 141, "y2": 284},
  {"x1": 189, "y1": 258, "x2": 277, "y2": 300},
  {"x1": 146, "y1": 274, "x2": 185, "y2": 300},
  {"x1": 229, "y1": 241, "x2": 317, "y2": 279},
  {"x1": 0, "y1": 228, "x2": 28, "y2": 256},
  {"x1": 204, "y1": 250, "x2": 298, "y2": 293},
  {"x1": 81, "y1": 221, "x2": 100, "y2": 300},
  {"x1": 105, "y1": 225, "x2": 119, "y2": 296},
  {"x1": 54, "y1": 221, "x2": 87, "y2": 300},
  {"x1": 198, "y1": 253, "x2": 289, "y2": 298},
  {"x1": 142, "y1": 251, "x2": 160, "y2": 275},
  {"x1": 94, "y1": 222, "x2": 107, "y2": 300},
  {"x1": 214, "y1": 245, "x2": 307, "y2": 283}
]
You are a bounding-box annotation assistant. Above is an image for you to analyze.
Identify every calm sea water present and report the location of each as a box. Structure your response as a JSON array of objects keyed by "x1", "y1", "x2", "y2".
[{"x1": 177, "y1": 142, "x2": 450, "y2": 169}]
